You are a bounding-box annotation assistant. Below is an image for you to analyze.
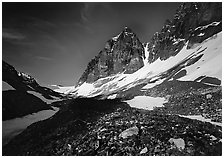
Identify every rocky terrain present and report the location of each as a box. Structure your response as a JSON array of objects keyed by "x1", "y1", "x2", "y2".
[{"x1": 3, "y1": 92, "x2": 222, "y2": 156}]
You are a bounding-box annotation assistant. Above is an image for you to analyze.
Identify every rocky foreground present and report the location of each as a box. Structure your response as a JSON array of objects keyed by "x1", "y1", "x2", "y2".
[{"x1": 3, "y1": 85, "x2": 222, "y2": 156}]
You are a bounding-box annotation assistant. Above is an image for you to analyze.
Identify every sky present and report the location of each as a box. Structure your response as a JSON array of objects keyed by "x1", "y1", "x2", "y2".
[{"x1": 2, "y1": 2, "x2": 180, "y2": 86}]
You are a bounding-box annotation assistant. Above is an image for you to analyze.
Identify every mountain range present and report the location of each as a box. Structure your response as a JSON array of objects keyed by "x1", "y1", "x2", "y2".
[{"x1": 2, "y1": 2, "x2": 222, "y2": 156}]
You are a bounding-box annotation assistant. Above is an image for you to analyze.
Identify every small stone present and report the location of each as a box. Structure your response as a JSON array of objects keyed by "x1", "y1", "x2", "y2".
[
  {"x1": 119, "y1": 126, "x2": 139, "y2": 139},
  {"x1": 210, "y1": 135, "x2": 217, "y2": 141},
  {"x1": 206, "y1": 94, "x2": 212, "y2": 99},
  {"x1": 67, "y1": 144, "x2": 72, "y2": 150},
  {"x1": 169, "y1": 138, "x2": 185, "y2": 150},
  {"x1": 140, "y1": 147, "x2": 148, "y2": 154}
]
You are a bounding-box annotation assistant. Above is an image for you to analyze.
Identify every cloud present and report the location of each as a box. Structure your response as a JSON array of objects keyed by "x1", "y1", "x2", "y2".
[
  {"x1": 80, "y1": 3, "x2": 92, "y2": 23},
  {"x1": 2, "y1": 28, "x2": 26, "y2": 40},
  {"x1": 80, "y1": 3, "x2": 113, "y2": 23},
  {"x1": 35, "y1": 56, "x2": 53, "y2": 61}
]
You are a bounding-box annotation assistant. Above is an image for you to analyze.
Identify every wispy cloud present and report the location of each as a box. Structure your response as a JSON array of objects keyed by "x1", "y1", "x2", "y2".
[
  {"x1": 80, "y1": 3, "x2": 113, "y2": 23},
  {"x1": 80, "y1": 3, "x2": 92, "y2": 23},
  {"x1": 3, "y1": 28, "x2": 26, "y2": 40},
  {"x1": 35, "y1": 56, "x2": 53, "y2": 61}
]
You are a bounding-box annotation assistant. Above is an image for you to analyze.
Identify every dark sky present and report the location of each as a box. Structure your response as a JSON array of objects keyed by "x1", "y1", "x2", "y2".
[{"x1": 2, "y1": 2, "x2": 180, "y2": 86}]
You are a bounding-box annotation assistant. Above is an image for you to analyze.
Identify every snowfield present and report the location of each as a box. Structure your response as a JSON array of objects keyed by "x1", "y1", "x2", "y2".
[{"x1": 125, "y1": 96, "x2": 167, "y2": 110}]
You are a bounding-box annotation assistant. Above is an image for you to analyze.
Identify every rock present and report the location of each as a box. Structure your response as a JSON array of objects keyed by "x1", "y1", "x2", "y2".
[
  {"x1": 210, "y1": 135, "x2": 217, "y2": 141},
  {"x1": 169, "y1": 138, "x2": 185, "y2": 150},
  {"x1": 119, "y1": 126, "x2": 139, "y2": 139},
  {"x1": 206, "y1": 94, "x2": 212, "y2": 99},
  {"x1": 67, "y1": 144, "x2": 72, "y2": 150},
  {"x1": 140, "y1": 147, "x2": 148, "y2": 154}
]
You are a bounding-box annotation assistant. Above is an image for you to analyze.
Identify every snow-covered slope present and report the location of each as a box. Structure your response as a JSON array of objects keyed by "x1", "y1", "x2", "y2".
[
  {"x1": 53, "y1": 85, "x2": 75, "y2": 95},
  {"x1": 68, "y1": 31, "x2": 221, "y2": 98}
]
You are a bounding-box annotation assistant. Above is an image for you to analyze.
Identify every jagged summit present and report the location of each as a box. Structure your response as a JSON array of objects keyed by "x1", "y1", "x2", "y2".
[
  {"x1": 77, "y1": 26, "x2": 144, "y2": 85},
  {"x1": 123, "y1": 26, "x2": 133, "y2": 33}
]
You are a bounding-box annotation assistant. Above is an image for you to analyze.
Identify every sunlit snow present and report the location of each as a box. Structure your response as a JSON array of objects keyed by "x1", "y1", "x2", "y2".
[
  {"x1": 179, "y1": 115, "x2": 222, "y2": 126},
  {"x1": 125, "y1": 96, "x2": 167, "y2": 110}
]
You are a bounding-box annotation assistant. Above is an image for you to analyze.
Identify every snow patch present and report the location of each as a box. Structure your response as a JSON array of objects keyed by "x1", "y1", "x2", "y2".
[
  {"x1": 143, "y1": 43, "x2": 150, "y2": 65},
  {"x1": 107, "y1": 94, "x2": 117, "y2": 99},
  {"x1": 197, "y1": 33, "x2": 205, "y2": 36},
  {"x1": 179, "y1": 115, "x2": 222, "y2": 126},
  {"x1": 2, "y1": 81, "x2": 15, "y2": 91},
  {"x1": 125, "y1": 96, "x2": 167, "y2": 110},
  {"x1": 54, "y1": 85, "x2": 75, "y2": 94},
  {"x1": 75, "y1": 82, "x2": 95, "y2": 97},
  {"x1": 195, "y1": 21, "x2": 221, "y2": 31}
]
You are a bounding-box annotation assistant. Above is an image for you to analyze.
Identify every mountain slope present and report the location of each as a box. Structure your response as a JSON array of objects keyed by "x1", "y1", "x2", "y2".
[
  {"x1": 3, "y1": 61, "x2": 63, "y2": 100},
  {"x1": 2, "y1": 61, "x2": 64, "y2": 120}
]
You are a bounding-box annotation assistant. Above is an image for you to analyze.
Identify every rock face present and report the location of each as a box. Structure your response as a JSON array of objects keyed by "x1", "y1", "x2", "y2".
[
  {"x1": 78, "y1": 27, "x2": 144, "y2": 85},
  {"x1": 145, "y1": 2, "x2": 222, "y2": 64}
]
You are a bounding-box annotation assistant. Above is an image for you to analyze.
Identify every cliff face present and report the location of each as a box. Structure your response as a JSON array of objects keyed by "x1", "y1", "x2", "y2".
[
  {"x1": 145, "y1": 2, "x2": 222, "y2": 64},
  {"x1": 78, "y1": 27, "x2": 145, "y2": 85}
]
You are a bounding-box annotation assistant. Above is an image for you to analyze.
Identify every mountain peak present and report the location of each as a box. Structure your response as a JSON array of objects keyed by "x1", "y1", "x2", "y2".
[
  {"x1": 77, "y1": 26, "x2": 144, "y2": 85},
  {"x1": 123, "y1": 26, "x2": 133, "y2": 33}
]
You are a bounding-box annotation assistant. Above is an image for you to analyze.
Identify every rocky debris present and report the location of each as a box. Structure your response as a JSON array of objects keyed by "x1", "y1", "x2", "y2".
[
  {"x1": 3, "y1": 96, "x2": 222, "y2": 156},
  {"x1": 77, "y1": 27, "x2": 144, "y2": 85},
  {"x1": 119, "y1": 126, "x2": 139, "y2": 139},
  {"x1": 169, "y1": 138, "x2": 185, "y2": 150}
]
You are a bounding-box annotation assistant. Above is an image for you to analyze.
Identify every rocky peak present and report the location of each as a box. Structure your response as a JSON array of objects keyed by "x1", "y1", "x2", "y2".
[
  {"x1": 146, "y1": 2, "x2": 222, "y2": 64},
  {"x1": 77, "y1": 27, "x2": 145, "y2": 85}
]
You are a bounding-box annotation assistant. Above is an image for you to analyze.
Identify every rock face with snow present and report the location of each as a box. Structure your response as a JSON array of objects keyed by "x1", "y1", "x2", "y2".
[
  {"x1": 78, "y1": 27, "x2": 144, "y2": 85},
  {"x1": 72, "y1": 2, "x2": 221, "y2": 99},
  {"x1": 145, "y1": 2, "x2": 221, "y2": 64}
]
